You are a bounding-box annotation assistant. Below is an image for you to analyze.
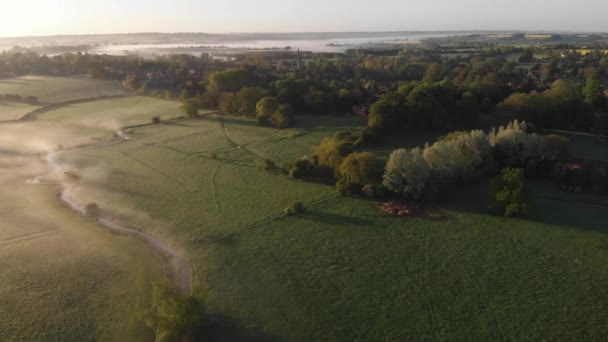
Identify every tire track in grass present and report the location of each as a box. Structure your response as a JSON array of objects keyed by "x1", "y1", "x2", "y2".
[
  {"x1": 120, "y1": 150, "x2": 189, "y2": 188},
  {"x1": 210, "y1": 162, "x2": 221, "y2": 211},
  {"x1": 0, "y1": 228, "x2": 62, "y2": 248}
]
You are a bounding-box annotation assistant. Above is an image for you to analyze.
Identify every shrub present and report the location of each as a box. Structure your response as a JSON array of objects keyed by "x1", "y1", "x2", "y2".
[
  {"x1": 152, "y1": 116, "x2": 161, "y2": 125},
  {"x1": 291, "y1": 201, "x2": 305, "y2": 214},
  {"x1": 210, "y1": 153, "x2": 217, "y2": 160},
  {"x1": 336, "y1": 178, "x2": 362, "y2": 196},
  {"x1": 181, "y1": 98, "x2": 200, "y2": 117},
  {"x1": 85, "y1": 202, "x2": 101, "y2": 219},
  {"x1": 140, "y1": 283, "x2": 206, "y2": 342},
  {"x1": 289, "y1": 167, "x2": 305, "y2": 179},
  {"x1": 263, "y1": 159, "x2": 275, "y2": 171},
  {"x1": 490, "y1": 167, "x2": 528, "y2": 217}
]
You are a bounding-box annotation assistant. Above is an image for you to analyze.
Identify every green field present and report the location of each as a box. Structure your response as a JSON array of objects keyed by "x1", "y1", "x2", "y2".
[
  {"x1": 57, "y1": 111, "x2": 608, "y2": 340},
  {"x1": 0, "y1": 84, "x2": 187, "y2": 341},
  {"x1": 37, "y1": 96, "x2": 185, "y2": 130},
  {"x1": 564, "y1": 134, "x2": 608, "y2": 162},
  {"x1": 0, "y1": 75, "x2": 126, "y2": 103},
  {"x1": 2, "y1": 75, "x2": 608, "y2": 340}
]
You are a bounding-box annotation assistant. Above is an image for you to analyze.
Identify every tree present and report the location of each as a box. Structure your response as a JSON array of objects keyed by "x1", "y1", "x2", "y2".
[
  {"x1": 490, "y1": 167, "x2": 527, "y2": 217},
  {"x1": 181, "y1": 98, "x2": 199, "y2": 117},
  {"x1": 518, "y1": 48, "x2": 534, "y2": 63},
  {"x1": 368, "y1": 92, "x2": 406, "y2": 132},
  {"x1": 383, "y1": 148, "x2": 431, "y2": 200},
  {"x1": 235, "y1": 87, "x2": 268, "y2": 117},
  {"x1": 583, "y1": 76, "x2": 603, "y2": 108},
  {"x1": 208, "y1": 68, "x2": 256, "y2": 93},
  {"x1": 338, "y1": 152, "x2": 381, "y2": 186},
  {"x1": 219, "y1": 92, "x2": 237, "y2": 114},
  {"x1": 122, "y1": 74, "x2": 140, "y2": 91},
  {"x1": 314, "y1": 137, "x2": 354, "y2": 169},
  {"x1": 256, "y1": 97, "x2": 279, "y2": 122},
  {"x1": 140, "y1": 283, "x2": 206, "y2": 342},
  {"x1": 269, "y1": 107, "x2": 291, "y2": 129}
]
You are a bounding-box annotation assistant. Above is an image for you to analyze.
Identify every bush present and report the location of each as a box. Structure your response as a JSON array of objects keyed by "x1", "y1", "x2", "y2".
[
  {"x1": 336, "y1": 178, "x2": 362, "y2": 196},
  {"x1": 181, "y1": 98, "x2": 200, "y2": 117},
  {"x1": 289, "y1": 167, "x2": 305, "y2": 179},
  {"x1": 490, "y1": 167, "x2": 528, "y2": 217},
  {"x1": 210, "y1": 153, "x2": 217, "y2": 160},
  {"x1": 152, "y1": 116, "x2": 161, "y2": 125},
  {"x1": 263, "y1": 159, "x2": 275, "y2": 171},
  {"x1": 85, "y1": 202, "x2": 101, "y2": 219},
  {"x1": 291, "y1": 201, "x2": 305, "y2": 214},
  {"x1": 140, "y1": 283, "x2": 206, "y2": 342}
]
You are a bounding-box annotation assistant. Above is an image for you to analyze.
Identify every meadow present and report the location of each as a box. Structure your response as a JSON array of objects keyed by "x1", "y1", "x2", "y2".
[
  {"x1": 0, "y1": 102, "x2": 40, "y2": 121},
  {"x1": 59, "y1": 109, "x2": 608, "y2": 340},
  {"x1": 0, "y1": 75, "x2": 127, "y2": 103},
  {"x1": 0, "y1": 78, "x2": 179, "y2": 341},
  {"x1": 1, "y1": 75, "x2": 608, "y2": 341}
]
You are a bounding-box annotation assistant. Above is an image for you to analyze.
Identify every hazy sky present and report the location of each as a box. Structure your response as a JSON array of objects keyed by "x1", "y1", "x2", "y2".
[{"x1": 0, "y1": 0, "x2": 606, "y2": 37}]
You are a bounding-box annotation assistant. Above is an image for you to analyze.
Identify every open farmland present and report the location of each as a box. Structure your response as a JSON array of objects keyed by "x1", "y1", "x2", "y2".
[
  {"x1": 0, "y1": 75, "x2": 127, "y2": 103},
  {"x1": 0, "y1": 102, "x2": 40, "y2": 121},
  {"x1": 54, "y1": 112, "x2": 608, "y2": 340},
  {"x1": 0, "y1": 79, "x2": 191, "y2": 341}
]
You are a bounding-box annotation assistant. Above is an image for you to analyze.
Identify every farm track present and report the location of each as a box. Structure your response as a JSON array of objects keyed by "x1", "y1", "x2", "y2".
[{"x1": 0, "y1": 228, "x2": 63, "y2": 248}]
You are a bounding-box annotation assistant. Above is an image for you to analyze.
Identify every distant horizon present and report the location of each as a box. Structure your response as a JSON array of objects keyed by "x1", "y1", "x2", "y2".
[
  {"x1": 1, "y1": 29, "x2": 606, "y2": 40},
  {"x1": 1, "y1": 0, "x2": 606, "y2": 38}
]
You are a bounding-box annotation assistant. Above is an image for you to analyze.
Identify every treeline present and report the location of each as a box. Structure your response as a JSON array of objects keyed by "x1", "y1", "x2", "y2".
[
  {"x1": 2, "y1": 45, "x2": 608, "y2": 133},
  {"x1": 284, "y1": 120, "x2": 607, "y2": 217},
  {"x1": 0, "y1": 93, "x2": 39, "y2": 104}
]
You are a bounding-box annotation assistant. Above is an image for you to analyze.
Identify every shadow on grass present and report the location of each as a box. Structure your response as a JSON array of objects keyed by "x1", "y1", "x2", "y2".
[
  {"x1": 197, "y1": 115, "x2": 259, "y2": 128},
  {"x1": 198, "y1": 314, "x2": 282, "y2": 342},
  {"x1": 440, "y1": 178, "x2": 608, "y2": 234},
  {"x1": 299, "y1": 210, "x2": 373, "y2": 226}
]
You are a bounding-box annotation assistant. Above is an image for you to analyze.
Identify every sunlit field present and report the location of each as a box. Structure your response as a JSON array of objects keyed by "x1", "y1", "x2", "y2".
[
  {"x1": 0, "y1": 75, "x2": 126, "y2": 103},
  {"x1": 57, "y1": 110, "x2": 608, "y2": 340},
  {"x1": 0, "y1": 77, "x2": 179, "y2": 341},
  {"x1": 0, "y1": 102, "x2": 40, "y2": 121}
]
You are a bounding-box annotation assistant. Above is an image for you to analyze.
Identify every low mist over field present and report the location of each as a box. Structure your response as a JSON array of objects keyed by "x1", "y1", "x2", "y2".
[{"x1": 1, "y1": 1, "x2": 608, "y2": 341}]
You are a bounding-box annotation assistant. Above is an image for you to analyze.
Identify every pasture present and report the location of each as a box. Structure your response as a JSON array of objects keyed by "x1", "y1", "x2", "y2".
[
  {"x1": 0, "y1": 80, "x2": 187, "y2": 341},
  {"x1": 0, "y1": 75, "x2": 126, "y2": 103},
  {"x1": 58, "y1": 112, "x2": 608, "y2": 340},
  {"x1": 0, "y1": 102, "x2": 40, "y2": 121}
]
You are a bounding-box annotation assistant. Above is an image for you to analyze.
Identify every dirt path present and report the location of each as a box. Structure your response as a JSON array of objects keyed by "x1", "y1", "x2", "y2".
[{"x1": 33, "y1": 138, "x2": 193, "y2": 294}]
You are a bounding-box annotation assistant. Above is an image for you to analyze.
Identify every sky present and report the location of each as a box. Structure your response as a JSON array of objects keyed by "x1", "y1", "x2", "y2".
[{"x1": 0, "y1": 0, "x2": 606, "y2": 37}]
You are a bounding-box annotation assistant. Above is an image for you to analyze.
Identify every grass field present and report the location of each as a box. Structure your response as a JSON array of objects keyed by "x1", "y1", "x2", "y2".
[
  {"x1": 56, "y1": 112, "x2": 608, "y2": 340},
  {"x1": 0, "y1": 84, "x2": 188, "y2": 341},
  {"x1": 563, "y1": 134, "x2": 608, "y2": 162},
  {"x1": 2, "y1": 75, "x2": 607, "y2": 340},
  {"x1": 0, "y1": 75, "x2": 126, "y2": 103},
  {"x1": 0, "y1": 179, "x2": 163, "y2": 341},
  {"x1": 0, "y1": 102, "x2": 40, "y2": 121},
  {"x1": 37, "y1": 96, "x2": 184, "y2": 130}
]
